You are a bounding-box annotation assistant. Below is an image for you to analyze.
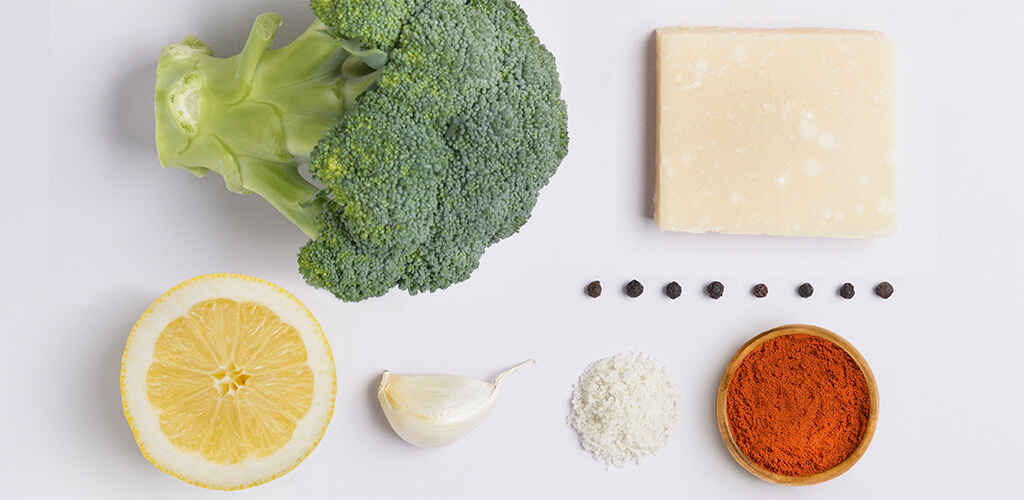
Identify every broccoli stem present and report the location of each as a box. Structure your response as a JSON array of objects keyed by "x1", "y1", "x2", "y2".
[
  {"x1": 234, "y1": 157, "x2": 325, "y2": 237},
  {"x1": 154, "y1": 13, "x2": 379, "y2": 238},
  {"x1": 234, "y1": 14, "x2": 281, "y2": 94}
]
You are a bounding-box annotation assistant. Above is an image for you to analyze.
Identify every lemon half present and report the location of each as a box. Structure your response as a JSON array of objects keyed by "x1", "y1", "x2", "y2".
[{"x1": 121, "y1": 274, "x2": 336, "y2": 490}]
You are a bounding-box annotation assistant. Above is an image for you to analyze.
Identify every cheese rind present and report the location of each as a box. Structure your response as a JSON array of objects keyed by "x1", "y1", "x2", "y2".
[{"x1": 655, "y1": 27, "x2": 896, "y2": 238}]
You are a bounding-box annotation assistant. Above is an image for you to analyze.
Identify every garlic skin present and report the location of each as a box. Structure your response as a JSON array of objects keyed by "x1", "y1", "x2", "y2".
[{"x1": 377, "y1": 361, "x2": 533, "y2": 448}]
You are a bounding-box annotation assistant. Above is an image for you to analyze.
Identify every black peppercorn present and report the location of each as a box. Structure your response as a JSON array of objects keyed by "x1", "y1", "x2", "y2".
[
  {"x1": 665, "y1": 281, "x2": 682, "y2": 299},
  {"x1": 706, "y1": 281, "x2": 724, "y2": 299},
  {"x1": 839, "y1": 283, "x2": 855, "y2": 299},
  {"x1": 752, "y1": 283, "x2": 768, "y2": 298},
  {"x1": 586, "y1": 280, "x2": 602, "y2": 298},
  {"x1": 798, "y1": 283, "x2": 814, "y2": 298},
  {"x1": 875, "y1": 281, "x2": 894, "y2": 299},
  {"x1": 625, "y1": 280, "x2": 644, "y2": 298}
]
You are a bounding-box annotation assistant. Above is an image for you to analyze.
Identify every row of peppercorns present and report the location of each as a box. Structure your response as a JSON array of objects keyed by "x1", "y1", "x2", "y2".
[{"x1": 585, "y1": 280, "x2": 894, "y2": 300}]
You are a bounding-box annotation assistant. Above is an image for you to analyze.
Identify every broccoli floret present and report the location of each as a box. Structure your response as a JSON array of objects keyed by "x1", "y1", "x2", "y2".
[{"x1": 154, "y1": 0, "x2": 568, "y2": 301}]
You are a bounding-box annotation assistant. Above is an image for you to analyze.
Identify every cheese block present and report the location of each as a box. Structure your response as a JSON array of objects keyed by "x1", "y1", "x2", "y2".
[{"x1": 655, "y1": 28, "x2": 896, "y2": 238}]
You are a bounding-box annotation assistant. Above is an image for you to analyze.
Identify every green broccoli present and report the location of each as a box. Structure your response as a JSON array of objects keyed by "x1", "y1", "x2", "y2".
[{"x1": 154, "y1": 0, "x2": 568, "y2": 301}]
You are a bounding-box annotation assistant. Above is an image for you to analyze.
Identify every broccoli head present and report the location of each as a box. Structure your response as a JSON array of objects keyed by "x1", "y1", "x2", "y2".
[{"x1": 154, "y1": 0, "x2": 568, "y2": 301}]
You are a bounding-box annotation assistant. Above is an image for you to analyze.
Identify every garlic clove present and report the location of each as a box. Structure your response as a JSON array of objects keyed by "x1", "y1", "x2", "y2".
[{"x1": 377, "y1": 360, "x2": 533, "y2": 448}]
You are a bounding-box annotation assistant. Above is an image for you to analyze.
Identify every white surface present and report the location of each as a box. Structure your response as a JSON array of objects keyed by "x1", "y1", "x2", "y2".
[{"x1": 1, "y1": 0, "x2": 1022, "y2": 498}]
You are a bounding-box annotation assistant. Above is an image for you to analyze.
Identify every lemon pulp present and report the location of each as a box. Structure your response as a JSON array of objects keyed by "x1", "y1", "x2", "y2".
[{"x1": 146, "y1": 298, "x2": 314, "y2": 464}]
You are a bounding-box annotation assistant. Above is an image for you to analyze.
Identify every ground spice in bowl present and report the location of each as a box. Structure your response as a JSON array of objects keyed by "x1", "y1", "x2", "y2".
[{"x1": 717, "y1": 325, "x2": 878, "y2": 485}]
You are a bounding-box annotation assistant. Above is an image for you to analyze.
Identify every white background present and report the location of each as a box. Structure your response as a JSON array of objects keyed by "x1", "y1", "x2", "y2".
[{"x1": 1, "y1": 0, "x2": 1022, "y2": 498}]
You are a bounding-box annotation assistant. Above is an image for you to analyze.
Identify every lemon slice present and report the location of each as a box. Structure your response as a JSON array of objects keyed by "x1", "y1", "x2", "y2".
[{"x1": 121, "y1": 274, "x2": 336, "y2": 490}]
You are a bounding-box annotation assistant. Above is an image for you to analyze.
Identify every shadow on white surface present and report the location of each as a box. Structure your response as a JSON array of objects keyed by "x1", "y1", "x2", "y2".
[
  {"x1": 88, "y1": 295, "x2": 155, "y2": 456},
  {"x1": 109, "y1": 58, "x2": 157, "y2": 155},
  {"x1": 364, "y1": 372, "x2": 395, "y2": 440},
  {"x1": 703, "y1": 348, "x2": 735, "y2": 465},
  {"x1": 641, "y1": 31, "x2": 658, "y2": 220},
  {"x1": 79, "y1": 292, "x2": 168, "y2": 480}
]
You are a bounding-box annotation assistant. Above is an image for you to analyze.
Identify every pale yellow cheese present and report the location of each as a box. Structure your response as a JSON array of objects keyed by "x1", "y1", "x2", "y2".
[{"x1": 655, "y1": 28, "x2": 896, "y2": 238}]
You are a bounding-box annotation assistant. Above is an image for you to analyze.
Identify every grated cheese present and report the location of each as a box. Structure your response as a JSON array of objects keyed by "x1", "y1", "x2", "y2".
[{"x1": 569, "y1": 352, "x2": 678, "y2": 467}]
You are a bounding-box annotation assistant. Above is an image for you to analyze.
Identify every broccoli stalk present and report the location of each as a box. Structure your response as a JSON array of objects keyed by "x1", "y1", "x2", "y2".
[{"x1": 154, "y1": 13, "x2": 381, "y2": 237}]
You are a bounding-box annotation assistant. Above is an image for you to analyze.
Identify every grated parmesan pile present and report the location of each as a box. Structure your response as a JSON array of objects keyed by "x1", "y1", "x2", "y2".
[{"x1": 569, "y1": 352, "x2": 678, "y2": 467}]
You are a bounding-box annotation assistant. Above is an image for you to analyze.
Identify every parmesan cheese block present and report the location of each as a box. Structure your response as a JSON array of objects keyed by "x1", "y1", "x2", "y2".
[{"x1": 655, "y1": 28, "x2": 896, "y2": 237}]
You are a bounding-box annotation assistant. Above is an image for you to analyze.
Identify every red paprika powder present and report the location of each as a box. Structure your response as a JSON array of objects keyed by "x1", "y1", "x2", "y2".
[{"x1": 726, "y1": 334, "x2": 871, "y2": 477}]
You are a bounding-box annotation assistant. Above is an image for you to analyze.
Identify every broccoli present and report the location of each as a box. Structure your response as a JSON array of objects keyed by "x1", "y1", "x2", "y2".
[{"x1": 154, "y1": 0, "x2": 568, "y2": 301}]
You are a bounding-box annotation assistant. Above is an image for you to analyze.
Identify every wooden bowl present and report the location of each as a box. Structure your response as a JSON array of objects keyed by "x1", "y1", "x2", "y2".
[{"x1": 715, "y1": 324, "x2": 879, "y2": 486}]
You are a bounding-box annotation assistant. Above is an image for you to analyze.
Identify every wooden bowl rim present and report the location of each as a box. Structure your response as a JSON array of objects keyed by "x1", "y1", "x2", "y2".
[{"x1": 715, "y1": 324, "x2": 879, "y2": 486}]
